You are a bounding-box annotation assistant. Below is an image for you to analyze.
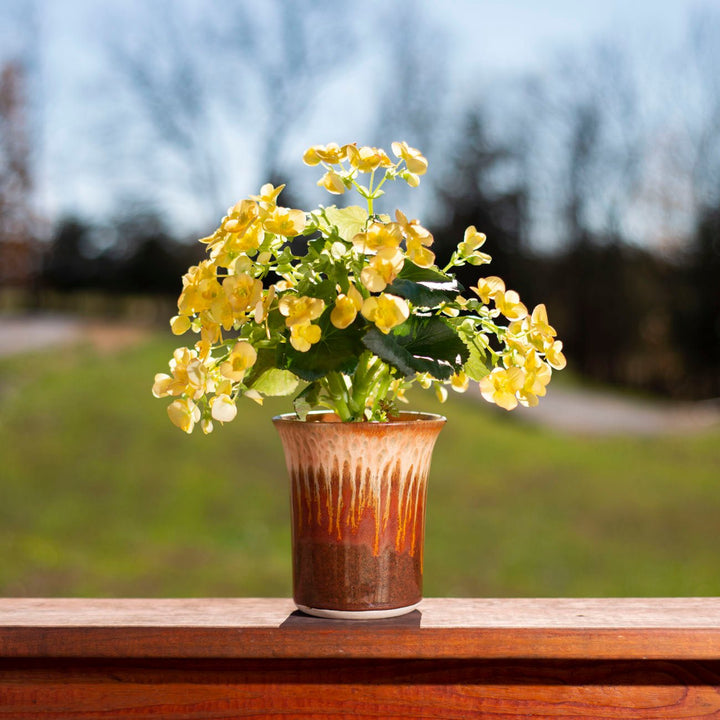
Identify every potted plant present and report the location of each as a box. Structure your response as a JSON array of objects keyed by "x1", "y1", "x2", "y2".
[{"x1": 153, "y1": 142, "x2": 566, "y2": 618}]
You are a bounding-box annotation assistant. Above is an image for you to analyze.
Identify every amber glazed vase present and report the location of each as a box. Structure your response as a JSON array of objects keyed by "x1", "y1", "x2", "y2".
[{"x1": 273, "y1": 411, "x2": 446, "y2": 619}]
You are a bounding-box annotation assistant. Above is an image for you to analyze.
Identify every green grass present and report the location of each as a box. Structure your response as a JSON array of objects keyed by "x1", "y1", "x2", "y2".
[{"x1": 1, "y1": 333, "x2": 719, "y2": 598}]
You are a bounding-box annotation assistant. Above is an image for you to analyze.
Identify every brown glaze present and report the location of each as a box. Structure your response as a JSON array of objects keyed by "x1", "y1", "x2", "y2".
[{"x1": 273, "y1": 412, "x2": 445, "y2": 612}]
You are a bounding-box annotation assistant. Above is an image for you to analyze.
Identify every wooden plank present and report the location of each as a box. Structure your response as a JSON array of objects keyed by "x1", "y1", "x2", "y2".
[
  {"x1": 2, "y1": 658, "x2": 720, "y2": 719},
  {"x1": 1, "y1": 598, "x2": 720, "y2": 660}
]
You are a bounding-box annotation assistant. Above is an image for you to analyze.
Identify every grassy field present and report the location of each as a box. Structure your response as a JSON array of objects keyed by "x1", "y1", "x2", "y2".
[{"x1": 1, "y1": 332, "x2": 719, "y2": 598}]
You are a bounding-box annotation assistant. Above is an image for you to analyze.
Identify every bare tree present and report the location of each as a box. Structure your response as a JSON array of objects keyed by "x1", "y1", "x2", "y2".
[{"x1": 105, "y1": 0, "x2": 355, "y2": 225}]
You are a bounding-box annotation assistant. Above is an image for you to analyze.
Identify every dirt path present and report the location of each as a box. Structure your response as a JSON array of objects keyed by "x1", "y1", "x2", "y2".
[
  {"x1": 0, "y1": 313, "x2": 149, "y2": 357},
  {"x1": 510, "y1": 385, "x2": 720, "y2": 436},
  {"x1": 2, "y1": 313, "x2": 719, "y2": 436}
]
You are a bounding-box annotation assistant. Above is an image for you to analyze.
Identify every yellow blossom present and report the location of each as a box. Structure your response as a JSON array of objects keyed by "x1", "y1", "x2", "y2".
[
  {"x1": 221, "y1": 199, "x2": 259, "y2": 236},
  {"x1": 360, "y1": 247, "x2": 404, "y2": 292},
  {"x1": 395, "y1": 210, "x2": 435, "y2": 267},
  {"x1": 254, "y1": 285, "x2": 276, "y2": 324},
  {"x1": 211, "y1": 222, "x2": 263, "y2": 264},
  {"x1": 170, "y1": 315, "x2": 191, "y2": 335},
  {"x1": 250, "y1": 183, "x2": 284, "y2": 208},
  {"x1": 352, "y1": 221, "x2": 403, "y2": 253},
  {"x1": 545, "y1": 340, "x2": 567, "y2": 370},
  {"x1": 220, "y1": 341, "x2": 257, "y2": 382},
  {"x1": 178, "y1": 261, "x2": 221, "y2": 315},
  {"x1": 167, "y1": 397, "x2": 201, "y2": 433},
  {"x1": 279, "y1": 295, "x2": 325, "y2": 327},
  {"x1": 155, "y1": 347, "x2": 207, "y2": 399},
  {"x1": 303, "y1": 143, "x2": 346, "y2": 166},
  {"x1": 416, "y1": 372, "x2": 433, "y2": 389},
  {"x1": 317, "y1": 170, "x2": 346, "y2": 194},
  {"x1": 528, "y1": 304, "x2": 557, "y2": 349},
  {"x1": 450, "y1": 370, "x2": 470, "y2": 393},
  {"x1": 435, "y1": 383, "x2": 448, "y2": 403},
  {"x1": 519, "y1": 350, "x2": 552, "y2": 406},
  {"x1": 458, "y1": 226, "x2": 492, "y2": 264},
  {"x1": 495, "y1": 289, "x2": 528, "y2": 320},
  {"x1": 478, "y1": 367, "x2": 525, "y2": 411},
  {"x1": 210, "y1": 393, "x2": 238, "y2": 423},
  {"x1": 290, "y1": 322, "x2": 322, "y2": 352},
  {"x1": 391, "y1": 141, "x2": 428, "y2": 175},
  {"x1": 222, "y1": 273, "x2": 263, "y2": 321},
  {"x1": 361, "y1": 293, "x2": 409, "y2": 334},
  {"x1": 344, "y1": 144, "x2": 393, "y2": 172},
  {"x1": 330, "y1": 284, "x2": 363, "y2": 329},
  {"x1": 471, "y1": 276, "x2": 506, "y2": 304},
  {"x1": 263, "y1": 206, "x2": 306, "y2": 236}
]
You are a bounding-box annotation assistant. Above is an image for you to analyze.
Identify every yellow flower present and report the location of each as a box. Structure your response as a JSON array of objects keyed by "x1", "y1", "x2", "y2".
[
  {"x1": 290, "y1": 322, "x2": 322, "y2": 352},
  {"x1": 250, "y1": 183, "x2": 284, "y2": 208},
  {"x1": 278, "y1": 295, "x2": 325, "y2": 327},
  {"x1": 344, "y1": 144, "x2": 393, "y2": 172},
  {"x1": 317, "y1": 170, "x2": 346, "y2": 194},
  {"x1": 303, "y1": 143, "x2": 346, "y2": 166},
  {"x1": 177, "y1": 261, "x2": 221, "y2": 315},
  {"x1": 170, "y1": 315, "x2": 191, "y2": 335},
  {"x1": 330, "y1": 284, "x2": 363, "y2": 329},
  {"x1": 360, "y1": 247, "x2": 404, "y2": 292},
  {"x1": 450, "y1": 370, "x2": 469, "y2": 393},
  {"x1": 157, "y1": 347, "x2": 206, "y2": 399},
  {"x1": 223, "y1": 273, "x2": 263, "y2": 318},
  {"x1": 221, "y1": 199, "x2": 259, "y2": 236},
  {"x1": 263, "y1": 207, "x2": 306, "y2": 236},
  {"x1": 212, "y1": 222, "x2": 263, "y2": 264},
  {"x1": 435, "y1": 383, "x2": 448, "y2": 403},
  {"x1": 167, "y1": 397, "x2": 201, "y2": 433},
  {"x1": 254, "y1": 285, "x2": 276, "y2": 324},
  {"x1": 352, "y1": 222, "x2": 403, "y2": 253},
  {"x1": 495, "y1": 289, "x2": 528, "y2": 320},
  {"x1": 520, "y1": 350, "x2": 552, "y2": 405},
  {"x1": 458, "y1": 226, "x2": 492, "y2": 265},
  {"x1": 220, "y1": 341, "x2": 257, "y2": 382},
  {"x1": 471, "y1": 275, "x2": 505, "y2": 304},
  {"x1": 395, "y1": 210, "x2": 435, "y2": 267},
  {"x1": 361, "y1": 293, "x2": 409, "y2": 334},
  {"x1": 210, "y1": 393, "x2": 238, "y2": 423},
  {"x1": 528, "y1": 304, "x2": 557, "y2": 349},
  {"x1": 416, "y1": 372, "x2": 433, "y2": 389},
  {"x1": 545, "y1": 340, "x2": 567, "y2": 370},
  {"x1": 478, "y1": 367, "x2": 525, "y2": 410},
  {"x1": 391, "y1": 141, "x2": 428, "y2": 175}
]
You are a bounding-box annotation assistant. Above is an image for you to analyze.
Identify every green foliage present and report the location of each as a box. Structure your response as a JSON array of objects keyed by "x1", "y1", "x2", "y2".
[
  {"x1": 363, "y1": 316, "x2": 469, "y2": 380},
  {"x1": 2, "y1": 336, "x2": 719, "y2": 597}
]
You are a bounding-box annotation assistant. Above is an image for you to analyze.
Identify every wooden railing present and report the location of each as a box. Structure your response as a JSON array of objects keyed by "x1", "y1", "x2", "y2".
[{"x1": 1, "y1": 598, "x2": 719, "y2": 718}]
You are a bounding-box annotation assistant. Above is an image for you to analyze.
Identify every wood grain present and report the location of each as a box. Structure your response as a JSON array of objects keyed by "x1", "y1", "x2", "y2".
[
  {"x1": 1, "y1": 599, "x2": 720, "y2": 718},
  {"x1": 2, "y1": 597, "x2": 720, "y2": 659}
]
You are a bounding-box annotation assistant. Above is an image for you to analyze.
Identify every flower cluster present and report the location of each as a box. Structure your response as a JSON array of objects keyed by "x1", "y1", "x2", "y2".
[{"x1": 153, "y1": 142, "x2": 566, "y2": 431}]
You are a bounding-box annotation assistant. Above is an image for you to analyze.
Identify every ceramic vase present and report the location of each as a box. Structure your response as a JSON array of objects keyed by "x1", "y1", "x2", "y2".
[{"x1": 273, "y1": 411, "x2": 445, "y2": 619}]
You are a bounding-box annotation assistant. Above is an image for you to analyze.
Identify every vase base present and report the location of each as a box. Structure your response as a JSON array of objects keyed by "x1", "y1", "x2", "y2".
[{"x1": 296, "y1": 602, "x2": 421, "y2": 620}]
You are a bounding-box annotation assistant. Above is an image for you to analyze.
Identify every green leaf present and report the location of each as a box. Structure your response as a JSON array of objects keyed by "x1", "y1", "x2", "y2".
[
  {"x1": 397, "y1": 261, "x2": 462, "y2": 289},
  {"x1": 463, "y1": 341, "x2": 490, "y2": 381},
  {"x1": 283, "y1": 314, "x2": 365, "y2": 381},
  {"x1": 362, "y1": 316, "x2": 469, "y2": 380},
  {"x1": 251, "y1": 368, "x2": 299, "y2": 396},
  {"x1": 324, "y1": 205, "x2": 368, "y2": 241},
  {"x1": 293, "y1": 382, "x2": 320, "y2": 420},
  {"x1": 385, "y1": 278, "x2": 456, "y2": 308}
]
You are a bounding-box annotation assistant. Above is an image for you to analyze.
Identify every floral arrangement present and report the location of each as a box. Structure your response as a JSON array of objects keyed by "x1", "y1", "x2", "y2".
[{"x1": 152, "y1": 142, "x2": 566, "y2": 432}]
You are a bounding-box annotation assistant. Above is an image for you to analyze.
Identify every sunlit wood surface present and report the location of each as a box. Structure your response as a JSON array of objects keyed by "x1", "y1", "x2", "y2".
[{"x1": 2, "y1": 598, "x2": 720, "y2": 718}]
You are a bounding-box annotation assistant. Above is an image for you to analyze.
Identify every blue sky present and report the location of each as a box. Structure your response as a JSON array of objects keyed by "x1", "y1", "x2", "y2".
[{"x1": 0, "y1": 0, "x2": 713, "y2": 240}]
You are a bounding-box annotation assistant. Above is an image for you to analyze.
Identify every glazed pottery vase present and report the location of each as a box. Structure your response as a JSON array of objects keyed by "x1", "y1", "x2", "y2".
[{"x1": 273, "y1": 411, "x2": 446, "y2": 619}]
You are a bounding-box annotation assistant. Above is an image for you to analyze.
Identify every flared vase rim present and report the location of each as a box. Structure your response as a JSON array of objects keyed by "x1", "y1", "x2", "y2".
[{"x1": 272, "y1": 410, "x2": 446, "y2": 427}]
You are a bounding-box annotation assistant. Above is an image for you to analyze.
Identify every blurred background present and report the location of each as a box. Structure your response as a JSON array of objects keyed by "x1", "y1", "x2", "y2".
[{"x1": 1, "y1": 0, "x2": 719, "y2": 598}]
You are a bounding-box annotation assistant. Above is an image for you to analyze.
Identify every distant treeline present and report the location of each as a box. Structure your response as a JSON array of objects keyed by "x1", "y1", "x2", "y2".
[{"x1": 35, "y1": 195, "x2": 720, "y2": 401}]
